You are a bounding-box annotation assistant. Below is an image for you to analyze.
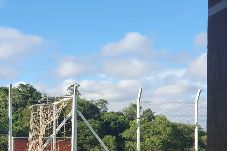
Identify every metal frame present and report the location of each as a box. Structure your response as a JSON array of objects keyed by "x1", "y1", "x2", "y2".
[
  {"x1": 35, "y1": 83, "x2": 109, "y2": 151},
  {"x1": 194, "y1": 89, "x2": 201, "y2": 151},
  {"x1": 136, "y1": 88, "x2": 142, "y2": 151},
  {"x1": 8, "y1": 84, "x2": 13, "y2": 151}
]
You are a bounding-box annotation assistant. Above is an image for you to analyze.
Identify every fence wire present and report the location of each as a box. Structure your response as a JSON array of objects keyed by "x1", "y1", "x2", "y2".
[{"x1": 141, "y1": 90, "x2": 207, "y2": 130}]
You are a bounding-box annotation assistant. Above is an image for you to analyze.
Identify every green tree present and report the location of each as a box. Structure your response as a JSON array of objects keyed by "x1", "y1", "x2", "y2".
[
  {"x1": 0, "y1": 84, "x2": 42, "y2": 149},
  {"x1": 122, "y1": 103, "x2": 137, "y2": 120},
  {"x1": 92, "y1": 135, "x2": 117, "y2": 151},
  {"x1": 122, "y1": 115, "x2": 200, "y2": 151},
  {"x1": 102, "y1": 135, "x2": 117, "y2": 151},
  {"x1": 92, "y1": 99, "x2": 108, "y2": 112},
  {"x1": 99, "y1": 111, "x2": 129, "y2": 150},
  {"x1": 0, "y1": 84, "x2": 207, "y2": 151},
  {"x1": 0, "y1": 87, "x2": 8, "y2": 151},
  {"x1": 141, "y1": 108, "x2": 155, "y2": 122},
  {"x1": 0, "y1": 87, "x2": 8, "y2": 135},
  {"x1": 12, "y1": 84, "x2": 42, "y2": 136},
  {"x1": 77, "y1": 98, "x2": 100, "y2": 120},
  {"x1": 77, "y1": 119, "x2": 101, "y2": 150}
]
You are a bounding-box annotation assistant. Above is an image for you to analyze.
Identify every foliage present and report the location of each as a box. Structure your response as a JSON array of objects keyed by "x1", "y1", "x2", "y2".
[
  {"x1": 141, "y1": 108, "x2": 155, "y2": 122},
  {"x1": 0, "y1": 84, "x2": 207, "y2": 151},
  {"x1": 122, "y1": 103, "x2": 137, "y2": 120},
  {"x1": 77, "y1": 98, "x2": 100, "y2": 120},
  {"x1": 92, "y1": 135, "x2": 117, "y2": 151},
  {"x1": 77, "y1": 119, "x2": 101, "y2": 150},
  {"x1": 92, "y1": 99, "x2": 108, "y2": 112},
  {"x1": 99, "y1": 111, "x2": 129, "y2": 150},
  {"x1": 0, "y1": 87, "x2": 8, "y2": 136},
  {"x1": 0, "y1": 135, "x2": 7, "y2": 151}
]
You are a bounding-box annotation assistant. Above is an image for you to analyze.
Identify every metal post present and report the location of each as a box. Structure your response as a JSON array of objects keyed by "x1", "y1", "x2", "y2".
[
  {"x1": 71, "y1": 84, "x2": 79, "y2": 151},
  {"x1": 195, "y1": 89, "x2": 201, "y2": 151},
  {"x1": 8, "y1": 84, "x2": 13, "y2": 151},
  {"x1": 77, "y1": 110, "x2": 109, "y2": 151},
  {"x1": 64, "y1": 113, "x2": 66, "y2": 137},
  {"x1": 136, "y1": 88, "x2": 142, "y2": 151},
  {"x1": 53, "y1": 104, "x2": 56, "y2": 151}
]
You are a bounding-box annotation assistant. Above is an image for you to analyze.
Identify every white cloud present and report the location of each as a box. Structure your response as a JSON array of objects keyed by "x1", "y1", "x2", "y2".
[
  {"x1": 101, "y1": 32, "x2": 152, "y2": 56},
  {"x1": 14, "y1": 81, "x2": 27, "y2": 87},
  {"x1": 33, "y1": 80, "x2": 76, "y2": 96},
  {"x1": 185, "y1": 53, "x2": 207, "y2": 81},
  {"x1": 56, "y1": 56, "x2": 91, "y2": 77},
  {"x1": 18, "y1": 31, "x2": 206, "y2": 124},
  {"x1": 194, "y1": 32, "x2": 207, "y2": 47},
  {"x1": 33, "y1": 82, "x2": 58, "y2": 95},
  {"x1": 152, "y1": 80, "x2": 197, "y2": 99},
  {"x1": 16, "y1": 31, "x2": 206, "y2": 128},
  {"x1": 0, "y1": 27, "x2": 43, "y2": 59},
  {"x1": 34, "y1": 79, "x2": 143, "y2": 111},
  {"x1": 102, "y1": 58, "x2": 159, "y2": 79},
  {"x1": 155, "y1": 69, "x2": 186, "y2": 79}
]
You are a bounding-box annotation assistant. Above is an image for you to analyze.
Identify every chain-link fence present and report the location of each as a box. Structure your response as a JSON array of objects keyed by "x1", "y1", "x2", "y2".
[
  {"x1": 142, "y1": 91, "x2": 207, "y2": 128},
  {"x1": 141, "y1": 89, "x2": 207, "y2": 150}
]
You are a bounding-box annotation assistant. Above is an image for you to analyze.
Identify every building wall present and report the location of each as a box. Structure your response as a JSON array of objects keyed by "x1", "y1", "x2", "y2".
[
  {"x1": 13, "y1": 138, "x2": 28, "y2": 151},
  {"x1": 13, "y1": 138, "x2": 71, "y2": 151},
  {"x1": 208, "y1": 0, "x2": 227, "y2": 150}
]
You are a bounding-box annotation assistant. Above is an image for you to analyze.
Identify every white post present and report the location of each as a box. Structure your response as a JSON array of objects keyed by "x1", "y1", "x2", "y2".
[
  {"x1": 8, "y1": 84, "x2": 13, "y2": 151},
  {"x1": 77, "y1": 111, "x2": 109, "y2": 151},
  {"x1": 195, "y1": 89, "x2": 201, "y2": 151},
  {"x1": 136, "y1": 88, "x2": 142, "y2": 151},
  {"x1": 53, "y1": 104, "x2": 56, "y2": 151},
  {"x1": 71, "y1": 84, "x2": 79, "y2": 151}
]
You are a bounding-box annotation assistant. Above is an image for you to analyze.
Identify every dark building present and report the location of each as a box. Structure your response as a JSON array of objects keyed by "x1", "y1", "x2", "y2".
[{"x1": 208, "y1": 0, "x2": 227, "y2": 150}]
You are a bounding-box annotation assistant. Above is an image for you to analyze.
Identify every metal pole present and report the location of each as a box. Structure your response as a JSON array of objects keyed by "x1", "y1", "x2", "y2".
[
  {"x1": 195, "y1": 89, "x2": 201, "y2": 151},
  {"x1": 64, "y1": 113, "x2": 66, "y2": 137},
  {"x1": 137, "y1": 88, "x2": 142, "y2": 151},
  {"x1": 53, "y1": 104, "x2": 56, "y2": 151},
  {"x1": 77, "y1": 110, "x2": 109, "y2": 151},
  {"x1": 71, "y1": 84, "x2": 79, "y2": 151},
  {"x1": 8, "y1": 84, "x2": 13, "y2": 151}
]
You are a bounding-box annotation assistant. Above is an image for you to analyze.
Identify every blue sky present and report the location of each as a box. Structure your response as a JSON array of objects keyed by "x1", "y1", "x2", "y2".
[{"x1": 0, "y1": 0, "x2": 207, "y2": 121}]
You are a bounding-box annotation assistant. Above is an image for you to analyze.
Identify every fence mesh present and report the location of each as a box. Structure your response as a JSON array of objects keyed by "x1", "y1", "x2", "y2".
[
  {"x1": 141, "y1": 89, "x2": 207, "y2": 150},
  {"x1": 142, "y1": 90, "x2": 207, "y2": 130}
]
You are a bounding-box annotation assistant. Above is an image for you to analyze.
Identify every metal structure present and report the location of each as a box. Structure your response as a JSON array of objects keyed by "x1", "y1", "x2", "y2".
[
  {"x1": 8, "y1": 84, "x2": 13, "y2": 151},
  {"x1": 7, "y1": 83, "x2": 204, "y2": 150},
  {"x1": 194, "y1": 89, "x2": 201, "y2": 151},
  {"x1": 27, "y1": 83, "x2": 109, "y2": 151},
  {"x1": 71, "y1": 84, "x2": 79, "y2": 151},
  {"x1": 136, "y1": 88, "x2": 142, "y2": 151}
]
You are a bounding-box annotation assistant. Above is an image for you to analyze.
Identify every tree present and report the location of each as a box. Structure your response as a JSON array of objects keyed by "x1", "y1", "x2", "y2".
[
  {"x1": 122, "y1": 115, "x2": 202, "y2": 151},
  {"x1": 92, "y1": 99, "x2": 108, "y2": 112},
  {"x1": 99, "y1": 112, "x2": 129, "y2": 150},
  {"x1": 122, "y1": 103, "x2": 137, "y2": 120},
  {"x1": 141, "y1": 108, "x2": 155, "y2": 122},
  {"x1": 77, "y1": 119, "x2": 101, "y2": 150},
  {"x1": 77, "y1": 98, "x2": 100, "y2": 120},
  {"x1": 0, "y1": 87, "x2": 8, "y2": 135},
  {"x1": 0, "y1": 84, "x2": 207, "y2": 151},
  {"x1": 0, "y1": 87, "x2": 8, "y2": 151},
  {"x1": 0, "y1": 84, "x2": 42, "y2": 149},
  {"x1": 12, "y1": 84, "x2": 42, "y2": 136},
  {"x1": 92, "y1": 135, "x2": 117, "y2": 151}
]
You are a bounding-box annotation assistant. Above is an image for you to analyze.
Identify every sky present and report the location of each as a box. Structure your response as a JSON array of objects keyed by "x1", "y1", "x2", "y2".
[{"x1": 0, "y1": 0, "x2": 207, "y2": 123}]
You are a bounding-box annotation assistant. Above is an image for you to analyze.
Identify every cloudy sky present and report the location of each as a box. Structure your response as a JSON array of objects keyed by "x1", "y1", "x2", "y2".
[{"x1": 0, "y1": 0, "x2": 207, "y2": 122}]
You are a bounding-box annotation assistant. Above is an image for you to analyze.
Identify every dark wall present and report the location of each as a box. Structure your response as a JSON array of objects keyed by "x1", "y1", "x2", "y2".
[
  {"x1": 209, "y1": 0, "x2": 222, "y2": 7},
  {"x1": 207, "y1": 0, "x2": 227, "y2": 150}
]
